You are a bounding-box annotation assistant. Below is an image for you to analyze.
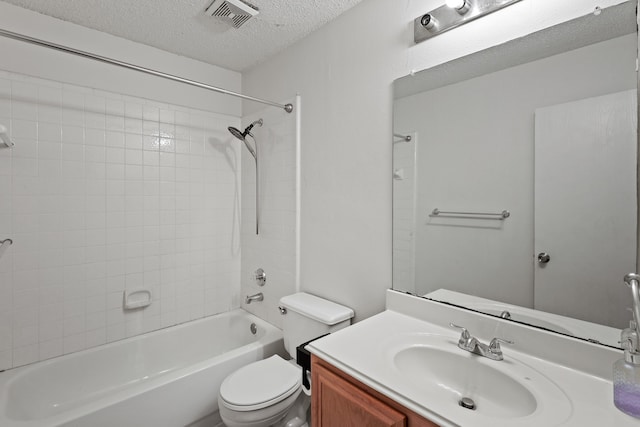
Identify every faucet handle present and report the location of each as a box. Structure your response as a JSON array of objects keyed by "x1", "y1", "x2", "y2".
[
  {"x1": 489, "y1": 337, "x2": 514, "y2": 354},
  {"x1": 449, "y1": 323, "x2": 471, "y2": 340}
]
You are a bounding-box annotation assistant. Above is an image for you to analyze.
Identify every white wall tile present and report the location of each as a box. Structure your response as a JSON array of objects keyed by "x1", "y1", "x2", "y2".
[
  {"x1": 39, "y1": 338, "x2": 63, "y2": 360},
  {"x1": 0, "y1": 70, "x2": 242, "y2": 369},
  {"x1": 85, "y1": 129, "x2": 105, "y2": 146},
  {"x1": 63, "y1": 333, "x2": 85, "y2": 354},
  {"x1": 13, "y1": 343, "x2": 38, "y2": 367}
]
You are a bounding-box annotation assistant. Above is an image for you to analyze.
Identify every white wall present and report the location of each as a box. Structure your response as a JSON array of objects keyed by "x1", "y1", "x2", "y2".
[
  {"x1": 242, "y1": 0, "x2": 628, "y2": 322},
  {"x1": 0, "y1": 5, "x2": 245, "y2": 369},
  {"x1": 394, "y1": 34, "x2": 636, "y2": 308}
]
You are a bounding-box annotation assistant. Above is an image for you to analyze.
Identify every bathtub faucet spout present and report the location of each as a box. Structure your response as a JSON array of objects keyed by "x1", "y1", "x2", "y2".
[{"x1": 245, "y1": 293, "x2": 264, "y2": 304}]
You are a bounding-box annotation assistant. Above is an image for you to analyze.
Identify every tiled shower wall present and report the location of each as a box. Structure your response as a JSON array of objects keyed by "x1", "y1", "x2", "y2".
[{"x1": 0, "y1": 70, "x2": 242, "y2": 369}]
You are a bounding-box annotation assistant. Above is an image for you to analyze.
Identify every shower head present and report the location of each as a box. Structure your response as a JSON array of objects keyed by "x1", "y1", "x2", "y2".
[
  {"x1": 228, "y1": 126, "x2": 246, "y2": 141},
  {"x1": 227, "y1": 119, "x2": 263, "y2": 141},
  {"x1": 228, "y1": 119, "x2": 263, "y2": 159}
]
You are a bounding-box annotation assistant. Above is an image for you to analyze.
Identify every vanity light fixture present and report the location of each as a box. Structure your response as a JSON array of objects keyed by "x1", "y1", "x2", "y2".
[
  {"x1": 445, "y1": 0, "x2": 471, "y2": 14},
  {"x1": 445, "y1": 0, "x2": 465, "y2": 8},
  {"x1": 415, "y1": 0, "x2": 523, "y2": 43},
  {"x1": 420, "y1": 13, "x2": 438, "y2": 31}
]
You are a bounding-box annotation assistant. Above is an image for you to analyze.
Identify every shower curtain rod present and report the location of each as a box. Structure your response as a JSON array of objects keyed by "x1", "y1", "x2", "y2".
[{"x1": 0, "y1": 28, "x2": 294, "y2": 114}]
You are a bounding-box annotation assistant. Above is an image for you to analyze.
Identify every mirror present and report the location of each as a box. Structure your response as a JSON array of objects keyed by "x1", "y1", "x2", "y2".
[{"x1": 392, "y1": 1, "x2": 637, "y2": 348}]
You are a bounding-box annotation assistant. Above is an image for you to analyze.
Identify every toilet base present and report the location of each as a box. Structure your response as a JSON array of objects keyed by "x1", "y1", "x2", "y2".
[
  {"x1": 219, "y1": 389, "x2": 310, "y2": 427},
  {"x1": 272, "y1": 392, "x2": 310, "y2": 427}
]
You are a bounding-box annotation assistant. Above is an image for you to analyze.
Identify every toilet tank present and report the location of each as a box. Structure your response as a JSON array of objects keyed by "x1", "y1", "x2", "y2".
[{"x1": 279, "y1": 293, "x2": 354, "y2": 360}]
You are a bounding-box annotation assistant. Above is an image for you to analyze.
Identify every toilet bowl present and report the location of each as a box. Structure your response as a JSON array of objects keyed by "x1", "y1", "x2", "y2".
[
  {"x1": 218, "y1": 293, "x2": 354, "y2": 427},
  {"x1": 218, "y1": 355, "x2": 305, "y2": 427}
]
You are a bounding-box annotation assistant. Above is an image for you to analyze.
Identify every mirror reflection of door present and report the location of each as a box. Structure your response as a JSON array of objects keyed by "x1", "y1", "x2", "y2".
[{"x1": 534, "y1": 90, "x2": 637, "y2": 328}]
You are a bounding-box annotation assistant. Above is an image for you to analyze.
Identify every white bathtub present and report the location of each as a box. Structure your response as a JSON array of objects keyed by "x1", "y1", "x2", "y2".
[{"x1": 0, "y1": 309, "x2": 284, "y2": 427}]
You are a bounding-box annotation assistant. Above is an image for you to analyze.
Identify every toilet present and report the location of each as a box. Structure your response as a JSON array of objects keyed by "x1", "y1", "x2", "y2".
[{"x1": 218, "y1": 292, "x2": 354, "y2": 427}]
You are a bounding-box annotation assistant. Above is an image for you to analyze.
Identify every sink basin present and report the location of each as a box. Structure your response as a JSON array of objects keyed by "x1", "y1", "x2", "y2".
[
  {"x1": 384, "y1": 333, "x2": 572, "y2": 426},
  {"x1": 394, "y1": 346, "x2": 536, "y2": 418}
]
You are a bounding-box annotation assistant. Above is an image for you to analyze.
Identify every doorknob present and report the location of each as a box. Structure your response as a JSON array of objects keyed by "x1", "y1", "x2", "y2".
[{"x1": 537, "y1": 252, "x2": 551, "y2": 264}]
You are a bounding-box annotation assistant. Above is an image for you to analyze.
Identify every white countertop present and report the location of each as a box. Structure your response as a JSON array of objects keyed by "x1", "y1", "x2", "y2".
[{"x1": 308, "y1": 309, "x2": 640, "y2": 427}]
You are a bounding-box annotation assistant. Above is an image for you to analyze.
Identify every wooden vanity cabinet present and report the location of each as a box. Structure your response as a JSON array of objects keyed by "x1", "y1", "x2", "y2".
[{"x1": 311, "y1": 355, "x2": 440, "y2": 427}]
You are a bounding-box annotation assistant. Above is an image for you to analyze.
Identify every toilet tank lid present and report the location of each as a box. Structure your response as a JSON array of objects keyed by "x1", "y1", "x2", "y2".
[{"x1": 280, "y1": 293, "x2": 354, "y2": 325}]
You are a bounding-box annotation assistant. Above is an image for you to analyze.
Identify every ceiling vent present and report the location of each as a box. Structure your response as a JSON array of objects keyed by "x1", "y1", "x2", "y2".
[{"x1": 205, "y1": 0, "x2": 259, "y2": 28}]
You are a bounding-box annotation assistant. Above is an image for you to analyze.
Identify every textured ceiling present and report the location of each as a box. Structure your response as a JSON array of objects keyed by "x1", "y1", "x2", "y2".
[{"x1": 0, "y1": 0, "x2": 364, "y2": 71}]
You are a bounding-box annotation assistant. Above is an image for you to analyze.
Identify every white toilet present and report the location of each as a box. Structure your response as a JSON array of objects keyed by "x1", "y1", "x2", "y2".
[{"x1": 218, "y1": 292, "x2": 354, "y2": 427}]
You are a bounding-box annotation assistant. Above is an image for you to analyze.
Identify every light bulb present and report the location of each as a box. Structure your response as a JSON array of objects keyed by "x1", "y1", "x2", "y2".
[{"x1": 446, "y1": 0, "x2": 466, "y2": 9}]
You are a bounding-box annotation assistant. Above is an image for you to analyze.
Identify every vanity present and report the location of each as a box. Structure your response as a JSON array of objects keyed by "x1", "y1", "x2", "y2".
[
  {"x1": 311, "y1": 355, "x2": 435, "y2": 427},
  {"x1": 307, "y1": 291, "x2": 639, "y2": 426}
]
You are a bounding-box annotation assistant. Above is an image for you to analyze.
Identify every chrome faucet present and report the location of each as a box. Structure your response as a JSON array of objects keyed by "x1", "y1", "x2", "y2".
[
  {"x1": 450, "y1": 323, "x2": 513, "y2": 361},
  {"x1": 245, "y1": 293, "x2": 264, "y2": 304},
  {"x1": 622, "y1": 274, "x2": 640, "y2": 361}
]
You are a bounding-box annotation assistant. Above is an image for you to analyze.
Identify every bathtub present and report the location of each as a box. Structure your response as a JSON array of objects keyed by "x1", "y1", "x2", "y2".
[{"x1": 0, "y1": 309, "x2": 284, "y2": 427}]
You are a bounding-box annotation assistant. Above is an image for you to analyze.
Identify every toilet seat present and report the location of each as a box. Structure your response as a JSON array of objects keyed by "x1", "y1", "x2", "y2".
[{"x1": 220, "y1": 355, "x2": 301, "y2": 412}]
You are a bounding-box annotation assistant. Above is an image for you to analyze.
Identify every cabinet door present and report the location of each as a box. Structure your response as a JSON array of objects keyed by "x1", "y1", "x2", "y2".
[{"x1": 313, "y1": 363, "x2": 406, "y2": 427}]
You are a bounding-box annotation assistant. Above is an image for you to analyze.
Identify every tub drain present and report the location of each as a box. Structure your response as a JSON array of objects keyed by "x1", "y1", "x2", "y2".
[
  {"x1": 250, "y1": 323, "x2": 257, "y2": 335},
  {"x1": 459, "y1": 397, "x2": 476, "y2": 410}
]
